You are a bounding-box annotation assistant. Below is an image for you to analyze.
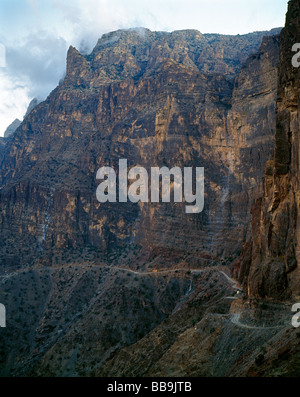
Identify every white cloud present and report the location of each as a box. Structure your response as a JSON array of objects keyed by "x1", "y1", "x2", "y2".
[
  {"x1": 6, "y1": 31, "x2": 68, "y2": 98},
  {"x1": 0, "y1": 69, "x2": 30, "y2": 136},
  {"x1": 0, "y1": 31, "x2": 68, "y2": 136}
]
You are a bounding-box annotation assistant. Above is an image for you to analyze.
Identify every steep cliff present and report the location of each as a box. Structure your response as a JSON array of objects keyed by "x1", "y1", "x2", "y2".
[
  {"x1": 0, "y1": 29, "x2": 280, "y2": 271},
  {"x1": 234, "y1": 0, "x2": 300, "y2": 301}
]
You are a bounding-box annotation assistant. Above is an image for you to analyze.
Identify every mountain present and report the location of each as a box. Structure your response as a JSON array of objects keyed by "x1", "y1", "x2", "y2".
[
  {"x1": 3, "y1": 98, "x2": 41, "y2": 139},
  {"x1": 0, "y1": 29, "x2": 280, "y2": 271},
  {"x1": 0, "y1": 3, "x2": 299, "y2": 377},
  {"x1": 3, "y1": 119, "x2": 21, "y2": 138}
]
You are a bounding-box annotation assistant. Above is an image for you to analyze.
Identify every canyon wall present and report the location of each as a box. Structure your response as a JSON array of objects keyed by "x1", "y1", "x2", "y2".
[
  {"x1": 234, "y1": 0, "x2": 300, "y2": 301},
  {"x1": 0, "y1": 29, "x2": 280, "y2": 271}
]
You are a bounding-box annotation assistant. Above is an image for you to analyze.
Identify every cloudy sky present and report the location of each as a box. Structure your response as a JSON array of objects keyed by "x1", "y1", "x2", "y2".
[{"x1": 0, "y1": 0, "x2": 288, "y2": 136}]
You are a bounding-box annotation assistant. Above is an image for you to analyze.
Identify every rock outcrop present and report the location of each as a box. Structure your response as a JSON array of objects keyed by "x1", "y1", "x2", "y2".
[
  {"x1": 3, "y1": 119, "x2": 21, "y2": 138},
  {"x1": 24, "y1": 98, "x2": 41, "y2": 119},
  {"x1": 3, "y1": 98, "x2": 41, "y2": 139},
  {"x1": 234, "y1": 0, "x2": 300, "y2": 301}
]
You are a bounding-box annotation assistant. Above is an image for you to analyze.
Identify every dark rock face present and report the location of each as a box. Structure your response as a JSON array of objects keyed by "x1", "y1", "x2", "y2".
[
  {"x1": 0, "y1": 29, "x2": 280, "y2": 271},
  {"x1": 234, "y1": 0, "x2": 300, "y2": 301}
]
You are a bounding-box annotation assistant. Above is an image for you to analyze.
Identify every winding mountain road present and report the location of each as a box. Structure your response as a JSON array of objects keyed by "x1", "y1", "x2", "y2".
[{"x1": 230, "y1": 313, "x2": 286, "y2": 330}]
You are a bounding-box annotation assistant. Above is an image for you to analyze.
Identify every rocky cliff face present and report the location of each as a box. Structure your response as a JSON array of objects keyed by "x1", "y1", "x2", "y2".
[
  {"x1": 234, "y1": 0, "x2": 300, "y2": 301},
  {"x1": 0, "y1": 29, "x2": 280, "y2": 271},
  {"x1": 2, "y1": 21, "x2": 298, "y2": 377}
]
